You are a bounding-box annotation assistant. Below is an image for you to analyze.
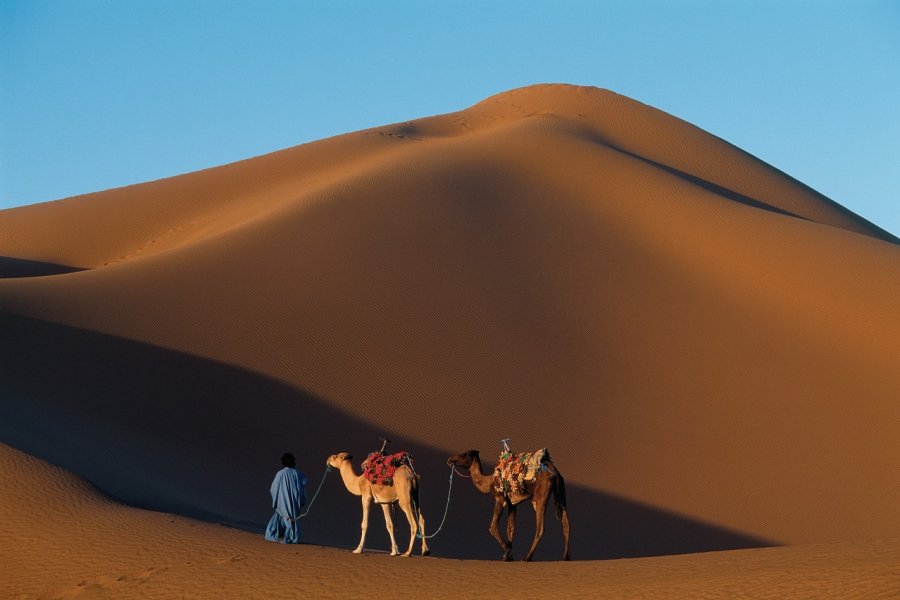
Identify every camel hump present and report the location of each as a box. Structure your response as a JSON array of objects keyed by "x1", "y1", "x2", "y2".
[
  {"x1": 361, "y1": 450, "x2": 412, "y2": 486},
  {"x1": 493, "y1": 447, "x2": 552, "y2": 495}
]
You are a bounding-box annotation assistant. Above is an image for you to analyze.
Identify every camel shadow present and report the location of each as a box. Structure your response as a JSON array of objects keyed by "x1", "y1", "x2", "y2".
[{"x1": 0, "y1": 312, "x2": 771, "y2": 560}]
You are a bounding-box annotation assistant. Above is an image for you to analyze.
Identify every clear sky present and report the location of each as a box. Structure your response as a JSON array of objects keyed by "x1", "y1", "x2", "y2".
[{"x1": 2, "y1": 1, "x2": 898, "y2": 235}]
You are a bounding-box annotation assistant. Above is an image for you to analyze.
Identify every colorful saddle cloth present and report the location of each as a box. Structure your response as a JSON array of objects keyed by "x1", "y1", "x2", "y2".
[
  {"x1": 361, "y1": 451, "x2": 412, "y2": 486},
  {"x1": 492, "y1": 448, "x2": 549, "y2": 496}
]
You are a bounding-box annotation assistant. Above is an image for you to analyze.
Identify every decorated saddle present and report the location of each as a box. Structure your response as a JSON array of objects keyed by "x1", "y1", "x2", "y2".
[
  {"x1": 492, "y1": 448, "x2": 549, "y2": 496},
  {"x1": 361, "y1": 450, "x2": 412, "y2": 486}
]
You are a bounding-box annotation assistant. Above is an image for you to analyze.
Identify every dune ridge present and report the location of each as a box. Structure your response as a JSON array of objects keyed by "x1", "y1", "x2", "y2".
[
  {"x1": 1, "y1": 85, "x2": 893, "y2": 270},
  {"x1": 2, "y1": 84, "x2": 899, "y2": 591}
]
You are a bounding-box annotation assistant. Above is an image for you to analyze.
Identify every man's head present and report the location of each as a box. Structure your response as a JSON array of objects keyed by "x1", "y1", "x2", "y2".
[{"x1": 281, "y1": 453, "x2": 296, "y2": 468}]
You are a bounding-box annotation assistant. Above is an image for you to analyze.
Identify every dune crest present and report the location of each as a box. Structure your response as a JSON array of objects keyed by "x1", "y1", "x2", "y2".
[
  {"x1": 0, "y1": 85, "x2": 893, "y2": 271},
  {"x1": 2, "y1": 85, "x2": 899, "y2": 566}
]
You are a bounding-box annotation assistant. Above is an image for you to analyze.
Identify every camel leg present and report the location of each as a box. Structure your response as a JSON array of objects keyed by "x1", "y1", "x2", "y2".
[
  {"x1": 417, "y1": 508, "x2": 429, "y2": 556},
  {"x1": 380, "y1": 503, "x2": 399, "y2": 556},
  {"x1": 354, "y1": 495, "x2": 371, "y2": 554},
  {"x1": 523, "y1": 493, "x2": 549, "y2": 562},
  {"x1": 553, "y1": 472, "x2": 571, "y2": 561},
  {"x1": 506, "y1": 503, "x2": 518, "y2": 546},
  {"x1": 397, "y1": 499, "x2": 418, "y2": 557},
  {"x1": 488, "y1": 497, "x2": 512, "y2": 561},
  {"x1": 410, "y1": 484, "x2": 429, "y2": 556}
]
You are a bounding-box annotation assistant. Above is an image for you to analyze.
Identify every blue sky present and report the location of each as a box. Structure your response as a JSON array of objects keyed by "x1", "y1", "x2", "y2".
[{"x1": 2, "y1": 1, "x2": 898, "y2": 235}]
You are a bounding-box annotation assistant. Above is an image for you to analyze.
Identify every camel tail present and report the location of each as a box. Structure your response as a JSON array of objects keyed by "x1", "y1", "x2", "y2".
[{"x1": 553, "y1": 472, "x2": 567, "y2": 520}]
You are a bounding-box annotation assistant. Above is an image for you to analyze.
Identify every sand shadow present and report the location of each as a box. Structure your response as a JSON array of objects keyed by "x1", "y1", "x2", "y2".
[
  {"x1": 572, "y1": 128, "x2": 899, "y2": 245},
  {"x1": 0, "y1": 257, "x2": 85, "y2": 278},
  {"x1": 0, "y1": 312, "x2": 771, "y2": 560}
]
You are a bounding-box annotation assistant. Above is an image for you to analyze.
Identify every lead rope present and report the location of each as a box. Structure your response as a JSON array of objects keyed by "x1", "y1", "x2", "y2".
[
  {"x1": 298, "y1": 464, "x2": 332, "y2": 518},
  {"x1": 414, "y1": 464, "x2": 455, "y2": 539}
]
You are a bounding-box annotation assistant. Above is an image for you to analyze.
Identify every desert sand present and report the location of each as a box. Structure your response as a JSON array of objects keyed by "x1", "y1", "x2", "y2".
[
  {"x1": 2, "y1": 444, "x2": 898, "y2": 599},
  {"x1": 1, "y1": 84, "x2": 899, "y2": 597}
]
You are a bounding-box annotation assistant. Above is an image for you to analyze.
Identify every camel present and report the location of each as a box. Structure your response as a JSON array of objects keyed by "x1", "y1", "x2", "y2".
[
  {"x1": 326, "y1": 452, "x2": 430, "y2": 557},
  {"x1": 447, "y1": 449, "x2": 570, "y2": 561}
]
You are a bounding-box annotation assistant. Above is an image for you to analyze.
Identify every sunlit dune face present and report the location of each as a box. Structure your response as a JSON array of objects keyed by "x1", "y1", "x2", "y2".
[{"x1": 2, "y1": 84, "x2": 899, "y2": 569}]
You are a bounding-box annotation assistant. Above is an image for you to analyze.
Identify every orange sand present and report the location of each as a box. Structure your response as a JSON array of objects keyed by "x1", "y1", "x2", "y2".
[
  {"x1": 1, "y1": 84, "x2": 899, "y2": 595},
  {"x1": 2, "y1": 444, "x2": 898, "y2": 599}
]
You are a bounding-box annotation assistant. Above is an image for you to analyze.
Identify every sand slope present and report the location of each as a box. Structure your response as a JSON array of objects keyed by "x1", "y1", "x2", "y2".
[
  {"x1": 1, "y1": 85, "x2": 899, "y2": 566},
  {"x1": 2, "y1": 444, "x2": 899, "y2": 599}
]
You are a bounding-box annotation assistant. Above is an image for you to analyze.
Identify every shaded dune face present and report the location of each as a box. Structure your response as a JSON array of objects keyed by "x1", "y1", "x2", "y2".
[
  {"x1": 1, "y1": 84, "x2": 898, "y2": 558},
  {"x1": 0, "y1": 313, "x2": 768, "y2": 560}
]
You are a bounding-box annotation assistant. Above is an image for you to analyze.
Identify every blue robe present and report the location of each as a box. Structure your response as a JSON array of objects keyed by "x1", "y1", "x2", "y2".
[{"x1": 265, "y1": 467, "x2": 307, "y2": 543}]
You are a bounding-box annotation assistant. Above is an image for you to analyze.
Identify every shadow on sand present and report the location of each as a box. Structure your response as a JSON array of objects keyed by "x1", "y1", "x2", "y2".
[
  {"x1": 571, "y1": 128, "x2": 899, "y2": 246},
  {"x1": 0, "y1": 257, "x2": 85, "y2": 278},
  {"x1": 0, "y1": 312, "x2": 771, "y2": 560}
]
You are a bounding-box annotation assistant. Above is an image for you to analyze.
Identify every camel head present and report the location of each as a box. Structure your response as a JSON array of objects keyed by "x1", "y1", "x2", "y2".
[
  {"x1": 326, "y1": 452, "x2": 353, "y2": 468},
  {"x1": 447, "y1": 449, "x2": 479, "y2": 467}
]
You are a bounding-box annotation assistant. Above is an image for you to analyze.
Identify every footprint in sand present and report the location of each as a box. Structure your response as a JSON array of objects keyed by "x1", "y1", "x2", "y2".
[{"x1": 216, "y1": 554, "x2": 247, "y2": 564}]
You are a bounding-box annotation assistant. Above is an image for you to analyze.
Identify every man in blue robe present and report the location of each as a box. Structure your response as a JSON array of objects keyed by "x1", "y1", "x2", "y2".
[{"x1": 265, "y1": 452, "x2": 307, "y2": 543}]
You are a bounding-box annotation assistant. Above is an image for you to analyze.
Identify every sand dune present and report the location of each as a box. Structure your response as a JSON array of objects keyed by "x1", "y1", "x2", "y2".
[
  {"x1": 2, "y1": 443, "x2": 898, "y2": 599},
  {"x1": 2, "y1": 84, "x2": 900, "y2": 592}
]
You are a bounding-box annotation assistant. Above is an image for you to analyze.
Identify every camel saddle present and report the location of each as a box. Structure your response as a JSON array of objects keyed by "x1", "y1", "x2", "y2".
[
  {"x1": 492, "y1": 448, "x2": 549, "y2": 498},
  {"x1": 361, "y1": 450, "x2": 412, "y2": 486}
]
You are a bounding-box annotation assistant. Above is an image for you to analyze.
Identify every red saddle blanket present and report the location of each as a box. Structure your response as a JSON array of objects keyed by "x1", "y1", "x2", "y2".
[
  {"x1": 493, "y1": 448, "x2": 549, "y2": 496},
  {"x1": 361, "y1": 451, "x2": 411, "y2": 486}
]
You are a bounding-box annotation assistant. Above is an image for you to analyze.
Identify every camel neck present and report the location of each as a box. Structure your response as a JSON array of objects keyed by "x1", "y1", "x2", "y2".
[
  {"x1": 469, "y1": 459, "x2": 494, "y2": 494},
  {"x1": 338, "y1": 462, "x2": 363, "y2": 496}
]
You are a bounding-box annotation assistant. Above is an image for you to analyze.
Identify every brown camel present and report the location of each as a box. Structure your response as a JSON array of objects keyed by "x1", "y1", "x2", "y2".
[
  {"x1": 447, "y1": 449, "x2": 570, "y2": 561},
  {"x1": 326, "y1": 452, "x2": 429, "y2": 557}
]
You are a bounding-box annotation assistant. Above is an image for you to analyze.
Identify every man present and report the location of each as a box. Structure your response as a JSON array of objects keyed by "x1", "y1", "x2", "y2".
[{"x1": 265, "y1": 452, "x2": 307, "y2": 544}]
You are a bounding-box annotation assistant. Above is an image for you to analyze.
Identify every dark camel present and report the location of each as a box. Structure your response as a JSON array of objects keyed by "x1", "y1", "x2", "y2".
[{"x1": 447, "y1": 449, "x2": 570, "y2": 561}]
